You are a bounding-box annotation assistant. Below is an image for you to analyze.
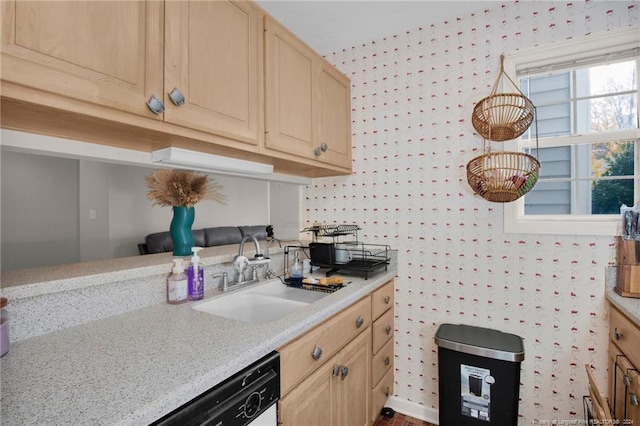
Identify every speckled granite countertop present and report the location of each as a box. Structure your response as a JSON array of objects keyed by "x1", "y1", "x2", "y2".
[
  {"x1": 0, "y1": 270, "x2": 396, "y2": 425},
  {"x1": 606, "y1": 287, "x2": 640, "y2": 326}
]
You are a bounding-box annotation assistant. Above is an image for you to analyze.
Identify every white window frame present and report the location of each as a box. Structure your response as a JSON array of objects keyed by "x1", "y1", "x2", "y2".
[{"x1": 503, "y1": 25, "x2": 640, "y2": 236}]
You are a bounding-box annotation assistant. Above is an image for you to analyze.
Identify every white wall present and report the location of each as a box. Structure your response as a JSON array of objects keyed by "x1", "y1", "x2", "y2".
[
  {"x1": 270, "y1": 181, "x2": 304, "y2": 241},
  {"x1": 1, "y1": 134, "x2": 302, "y2": 270},
  {"x1": 308, "y1": 2, "x2": 638, "y2": 424}
]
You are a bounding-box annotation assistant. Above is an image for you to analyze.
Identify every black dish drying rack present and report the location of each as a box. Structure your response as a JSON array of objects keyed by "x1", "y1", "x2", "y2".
[
  {"x1": 283, "y1": 242, "x2": 390, "y2": 280},
  {"x1": 302, "y1": 224, "x2": 361, "y2": 242}
]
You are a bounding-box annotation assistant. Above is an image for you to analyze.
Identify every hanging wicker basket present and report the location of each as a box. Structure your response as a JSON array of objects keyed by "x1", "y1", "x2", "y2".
[
  {"x1": 466, "y1": 151, "x2": 540, "y2": 203},
  {"x1": 471, "y1": 55, "x2": 536, "y2": 142},
  {"x1": 472, "y1": 93, "x2": 535, "y2": 141}
]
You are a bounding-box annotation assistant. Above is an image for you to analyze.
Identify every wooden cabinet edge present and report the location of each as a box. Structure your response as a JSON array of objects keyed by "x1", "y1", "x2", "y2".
[{"x1": 0, "y1": 87, "x2": 350, "y2": 178}]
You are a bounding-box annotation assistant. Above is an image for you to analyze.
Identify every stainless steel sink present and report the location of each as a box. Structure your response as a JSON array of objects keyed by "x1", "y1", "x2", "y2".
[{"x1": 193, "y1": 279, "x2": 329, "y2": 323}]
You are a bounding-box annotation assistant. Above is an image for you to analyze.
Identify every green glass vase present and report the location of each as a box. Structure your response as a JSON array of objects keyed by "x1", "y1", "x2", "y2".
[{"x1": 170, "y1": 206, "x2": 195, "y2": 256}]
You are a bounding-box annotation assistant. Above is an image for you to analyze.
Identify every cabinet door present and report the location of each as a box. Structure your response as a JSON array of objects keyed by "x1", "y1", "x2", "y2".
[
  {"x1": 280, "y1": 331, "x2": 371, "y2": 426},
  {"x1": 279, "y1": 356, "x2": 335, "y2": 426},
  {"x1": 316, "y1": 61, "x2": 352, "y2": 169},
  {"x1": 264, "y1": 15, "x2": 316, "y2": 157},
  {"x1": 628, "y1": 368, "x2": 640, "y2": 424},
  {"x1": 336, "y1": 331, "x2": 371, "y2": 426},
  {"x1": 611, "y1": 348, "x2": 640, "y2": 424},
  {"x1": 164, "y1": 0, "x2": 262, "y2": 146},
  {"x1": 610, "y1": 342, "x2": 626, "y2": 421},
  {"x1": 1, "y1": 0, "x2": 163, "y2": 119},
  {"x1": 372, "y1": 368, "x2": 394, "y2": 423}
]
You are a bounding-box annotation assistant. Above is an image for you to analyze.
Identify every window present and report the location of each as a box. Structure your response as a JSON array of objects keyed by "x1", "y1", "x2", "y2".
[{"x1": 502, "y1": 26, "x2": 640, "y2": 236}]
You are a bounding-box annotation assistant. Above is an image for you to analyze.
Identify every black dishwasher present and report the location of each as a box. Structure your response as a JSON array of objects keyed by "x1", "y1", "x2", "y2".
[{"x1": 151, "y1": 351, "x2": 280, "y2": 426}]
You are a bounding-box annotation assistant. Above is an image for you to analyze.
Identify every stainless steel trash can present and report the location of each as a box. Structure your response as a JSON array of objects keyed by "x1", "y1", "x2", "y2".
[{"x1": 434, "y1": 323, "x2": 525, "y2": 425}]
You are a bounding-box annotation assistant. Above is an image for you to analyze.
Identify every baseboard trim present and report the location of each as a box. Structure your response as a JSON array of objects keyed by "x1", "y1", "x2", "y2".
[{"x1": 384, "y1": 396, "x2": 439, "y2": 425}]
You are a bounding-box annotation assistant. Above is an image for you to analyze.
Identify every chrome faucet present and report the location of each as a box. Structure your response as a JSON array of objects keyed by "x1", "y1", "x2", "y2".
[
  {"x1": 264, "y1": 237, "x2": 282, "y2": 279},
  {"x1": 264, "y1": 237, "x2": 282, "y2": 258},
  {"x1": 239, "y1": 234, "x2": 262, "y2": 259},
  {"x1": 228, "y1": 235, "x2": 269, "y2": 289}
]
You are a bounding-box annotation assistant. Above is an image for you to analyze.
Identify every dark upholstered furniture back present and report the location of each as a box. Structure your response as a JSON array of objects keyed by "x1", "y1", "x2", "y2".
[{"x1": 138, "y1": 225, "x2": 269, "y2": 255}]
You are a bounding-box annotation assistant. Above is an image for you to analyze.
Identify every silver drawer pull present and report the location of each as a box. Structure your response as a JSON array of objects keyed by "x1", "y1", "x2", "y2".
[
  {"x1": 356, "y1": 316, "x2": 365, "y2": 328},
  {"x1": 384, "y1": 356, "x2": 390, "y2": 366},
  {"x1": 384, "y1": 386, "x2": 390, "y2": 397},
  {"x1": 385, "y1": 324, "x2": 392, "y2": 335},
  {"x1": 341, "y1": 366, "x2": 349, "y2": 380},
  {"x1": 312, "y1": 345, "x2": 323, "y2": 361},
  {"x1": 630, "y1": 393, "x2": 639, "y2": 406},
  {"x1": 146, "y1": 94, "x2": 165, "y2": 114},
  {"x1": 168, "y1": 87, "x2": 185, "y2": 106},
  {"x1": 624, "y1": 374, "x2": 631, "y2": 387},
  {"x1": 333, "y1": 365, "x2": 341, "y2": 377},
  {"x1": 384, "y1": 295, "x2": 391, "y2": 304},
  {"x1": 614, "y1": 327, "x2": 622, "y2": 340}
]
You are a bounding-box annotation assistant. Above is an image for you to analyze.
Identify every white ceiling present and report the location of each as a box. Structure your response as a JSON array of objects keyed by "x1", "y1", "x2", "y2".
[{"x1": 256, "y1": 0, "x2": 489, "y2": 55}]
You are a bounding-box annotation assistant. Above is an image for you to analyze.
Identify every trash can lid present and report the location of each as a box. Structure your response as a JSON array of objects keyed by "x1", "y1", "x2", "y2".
[{"x1": 434, "y1": 323, "x2": 524, "y2": 362}]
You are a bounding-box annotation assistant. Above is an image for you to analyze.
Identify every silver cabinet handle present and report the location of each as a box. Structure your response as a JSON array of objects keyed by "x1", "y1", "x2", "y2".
[
  {"x1": 624, "y1": 374, "x2": 631, "y2": 387},
  {"x1": 332, "y1": 365, "x2": 341, "y2": 377},
  {"x1": 385, "y1": 324, "x2": 392, "y2": 335},
  {"x1": 146, "y1": 94, "x2": 165, "y2": 114},
  {"x1": 384, "y1": 295, "x2": 391, "y2": 304},
  {"x1": 311, "y1": 345, "x2": 323, "y2": 361},
  {"x1": 630, "y1": 393, "x2": 639, "y2": 406},
  {"x1": 356, "y1": 316, "x2": 365, "y2": 328},
  {"x1": 384, "y1": 356, "x2": 390, "y2": 366},
  {"x1": 168, "y1": 87, "x2": 185, "y2": 106},
  {"x1": 614, "y1": 328, "x2": 622, "y2": 341},
  {"x1": 384, "y1": 386, "x2": 390, "y2": 397},
  {"x1": 314, "y1": 142, "x2": 329, "y2": 157},
  {"x1": 341, "y1": 366, "x2": 349, "y2": 380}
]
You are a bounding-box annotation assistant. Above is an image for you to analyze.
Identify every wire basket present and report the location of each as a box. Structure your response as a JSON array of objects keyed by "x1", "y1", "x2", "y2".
[
  {"x1": 472, "y1": 93, "x2": 535, "y2": 141},
  {"x1": 466, "y1": 151, "x2": 540, "y2": 203}
]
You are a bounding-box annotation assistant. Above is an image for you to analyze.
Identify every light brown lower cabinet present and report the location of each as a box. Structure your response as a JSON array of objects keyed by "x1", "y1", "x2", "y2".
[
  {"x1": 372, "y1": 369, "x2": 394, "y2": 422},
  {"x1": 370, "y1": 280, "x2": 395, "y2": 422},
  {"x1": 279, "y1": 330, "x2": 371, "y2": 426},
  {"x1": 608, "y1": 305, "x2": 640, "y2": 424}
]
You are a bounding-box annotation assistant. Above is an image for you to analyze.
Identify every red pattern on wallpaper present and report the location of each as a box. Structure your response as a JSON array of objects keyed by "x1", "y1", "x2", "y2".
[{"x1": 304, "y1": 1, "x2": 638, "y2": 424}]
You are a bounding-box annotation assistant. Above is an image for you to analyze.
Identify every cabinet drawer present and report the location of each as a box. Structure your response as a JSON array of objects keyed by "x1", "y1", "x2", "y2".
[
  {"x1": 628, "y1": 365, "x2": 640, "y2": 422},
  {"x1": 371, "y1": 368, "x2": 394, "y2": 423},
  {"x1": 372, "y1": 280, "x2": 394, "y2": 320},
  {"x1": 372, "y1": 308, "x2": 394, "y2": 354},
  {"x1": 610, "y1": 306, "x2": 640, "y2": 369},
  {"x1": 279, "y1": 296, "x2": 371, "y2": 395},
  {"x1": 372, "y1": 338, "x2": 393, "y2": 387},
  {"x1": 609, "y1": 343, "x2": 640, "y2": 423}
]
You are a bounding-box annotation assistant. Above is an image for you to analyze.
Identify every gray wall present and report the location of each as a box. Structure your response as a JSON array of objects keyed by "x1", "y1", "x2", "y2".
[{"x1": 2, "y1": 152, "x2": 80, "y2": 270}]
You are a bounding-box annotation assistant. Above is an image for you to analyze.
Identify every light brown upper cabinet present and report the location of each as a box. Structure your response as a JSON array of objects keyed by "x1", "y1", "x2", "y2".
[
  {"x1": 1, "y1": 0, "x2": 263, "y2": 148},
  {"x1": 164, "y1": 0, "x2": 262, "y2": 146},
  {"x1": 264, "y1": 15, "x2": 352, "y2": 170},
  {"x1": 1, "y1": 1, "x2": 351, "y2": 177},
  {"x1": 0, "y1": 0, "x2": 164, "y2": 120}
]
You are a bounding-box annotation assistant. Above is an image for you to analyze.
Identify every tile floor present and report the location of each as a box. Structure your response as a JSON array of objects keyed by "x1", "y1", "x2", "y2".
[{"x1": 373, "y1": 412, "x2": 436, "y2": 426}]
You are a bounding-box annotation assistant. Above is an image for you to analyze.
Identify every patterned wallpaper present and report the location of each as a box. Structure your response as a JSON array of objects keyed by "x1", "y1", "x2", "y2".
[{"x1": 305, "y1": 1, "x2": 638, "y2": 424}]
